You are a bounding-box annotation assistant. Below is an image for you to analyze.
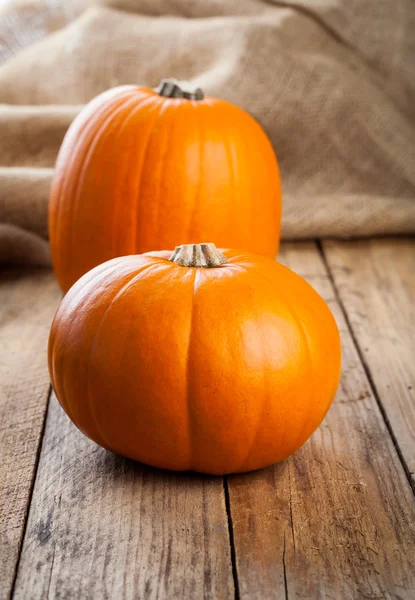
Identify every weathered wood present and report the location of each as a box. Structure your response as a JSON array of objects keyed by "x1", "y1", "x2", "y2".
[
  {"x1": 0, "y1": 268, "x2": 60, "y2": 600},
  {"x1": 228, "y1": 242, "x2": 415, "y2": 599},
  {"x1": 13, "y1": 395, "x2": 234, "y2": 599},
  {"x1": 323, "y1": 238, "x2": 415, "y2": 488}
]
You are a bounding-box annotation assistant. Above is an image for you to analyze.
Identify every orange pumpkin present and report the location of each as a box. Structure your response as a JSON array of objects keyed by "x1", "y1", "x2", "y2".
[
  {"x1": 49, "y1": 79, "x2": 282, "y2": 293},
  {"x1": 48, "y1": 243, "x2": 341, "y2": 475}
]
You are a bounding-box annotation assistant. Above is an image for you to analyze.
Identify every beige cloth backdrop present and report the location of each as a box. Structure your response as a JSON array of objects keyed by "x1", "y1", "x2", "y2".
[{"x1": 0, "y1": 0, "x2": 414, "y2": 265}]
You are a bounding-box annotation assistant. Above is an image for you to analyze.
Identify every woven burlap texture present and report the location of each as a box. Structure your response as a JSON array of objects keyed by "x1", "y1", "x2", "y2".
[{"x1": 1, "y1": 0, "x2": 414, "y2": 264}]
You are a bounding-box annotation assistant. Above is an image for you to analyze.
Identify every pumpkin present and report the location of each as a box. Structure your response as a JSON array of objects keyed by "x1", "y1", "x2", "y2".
[
  {"x1": 48, "y1": 243, "x2": 341, "y2": 475},
  {"x1": 49, "y1": 79, "x2": 282, "y2": 293}
]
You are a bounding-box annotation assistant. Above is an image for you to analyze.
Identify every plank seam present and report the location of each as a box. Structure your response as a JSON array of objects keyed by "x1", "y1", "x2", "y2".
[
  {"x1": 317, "y1": 240, "x2": 415, "y2": 495},
  {"x1": 283, "y1": 531, "x2": 289, "y2": 600},
  {"x1": 223, "y1": 476, "x2": 241, "y2": 600},
  {"x1": 288, "y1": 464, "x2": 296, "y2": 552},
  {"x1": 8, "y1": 385, "x2": 53, "y2": 599}
]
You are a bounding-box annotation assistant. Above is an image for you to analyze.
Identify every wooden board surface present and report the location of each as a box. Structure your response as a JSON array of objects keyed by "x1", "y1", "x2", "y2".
[
  {"x1": 0, "y1": 268, "x2": 60, "y2": 600},
  {"x1": 12, "y1": 395, "x2": 234, "y2": 600},
  {"x1": 323, "y1": 238, "x2": 415, "y2": 489},
  {"x1": 228, "y1": 242, "x2": 415, "y2": 599},
  {"x1": 2, "y1": 240, "x2": 415, "y2": 599}
]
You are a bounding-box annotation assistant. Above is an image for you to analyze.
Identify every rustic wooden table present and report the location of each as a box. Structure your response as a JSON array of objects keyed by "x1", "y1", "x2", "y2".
[{"x1": 1, "y1": 238, "x2": 414, "y2": 599}]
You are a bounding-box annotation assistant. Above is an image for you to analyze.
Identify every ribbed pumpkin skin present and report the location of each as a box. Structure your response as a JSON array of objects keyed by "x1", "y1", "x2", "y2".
[
  {"x1": 48, "y1": 249, "x2": 341, "y2": 475},
  {"x1": 49, "y1": 86, "x2": 281, "y2": 293}
]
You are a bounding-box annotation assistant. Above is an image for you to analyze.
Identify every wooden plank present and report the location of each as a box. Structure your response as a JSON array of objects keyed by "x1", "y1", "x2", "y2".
[
  {"x1": 0, "y1": 268, "x2": 60, "y2": 600},
  {"x1": 323, "y1": 238, "x2": 415, "y2": 488},
  {"x1": 228, "y1": 242, "x2": 415, "y2": 599},
  {"x1": 13, "y1": 394, "x2": 234, "y2": 599}
]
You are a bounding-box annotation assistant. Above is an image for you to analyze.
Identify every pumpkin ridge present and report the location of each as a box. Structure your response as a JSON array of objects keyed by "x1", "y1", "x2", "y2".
[
  {"x1": 133, "y1": 99, "x2": 167, "y2": 252},
  {"x1": 247, "y1": 123, "x2": 263, "y2": 248},
  {"x1": 219, "y1": 263, "x2": 283, "y2": 471},
  {"x1": 64, "y1": 257, "x2": 139, "y2": 314},
  {"x1": 50, "y1": 326, "x2": 78, "y2": 426},
  {"x1": 69, "y1": 94, "x2": 142, "y2": 274},
  {"x1": 235, "y1": 263, "x2": 316, "y2": 461},
  {"x1": 238, "y1": 314, "x2": 272, "y2": 472},
  {"x1": 153, "y1": 102, "x2": 182, "y2": 249},
  {"x1": 243, "y1": 261, "x2": 340, "y2": 444},
  {"x1": 83, "y1": 261, "x2": 163, "y2": 451},
  {"x1": 56, "y1": 93, "x2": 138, "y2": 289},
  {"x1": 48, "y1": 322, "x2": 68, "y2": 421},
  {"x1": 108, "y1": 94, "x2": 161, "y2": 257},
  {"x1": 50, "y1": 87, "x2": 135, "y2": 264},
  {"x1": 184, "y1": 268, "x2": 200, "y2": 471},
  {"x1": 50, "y1": 260, "x2": 134, "y2": 426},
  {"x1": 186, "y1": 102, "x2": 204, "y2": 239},
  {"x1": 222, "y1": 251, "x2": 254, "y2": 264},
  {"x1": 224, "y1": 123, "x2": 237, "y2": 241}
]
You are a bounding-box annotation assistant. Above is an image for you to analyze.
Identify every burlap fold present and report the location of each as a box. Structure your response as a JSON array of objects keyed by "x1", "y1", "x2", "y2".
[{"x1": 0, "y1": 0, "x2": 414, "y2": 265}]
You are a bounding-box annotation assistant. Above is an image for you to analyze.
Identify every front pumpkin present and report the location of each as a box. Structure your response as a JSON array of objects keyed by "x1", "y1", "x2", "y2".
[
  {"x1": 48, "y1": 243, "x2": 341, "y2": 475},
  {"x1": 49, "y1": 79, "x2": 281, "y2": 293}
]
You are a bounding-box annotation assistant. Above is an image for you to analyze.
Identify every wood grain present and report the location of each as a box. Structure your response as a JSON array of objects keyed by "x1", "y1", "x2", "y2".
[
  {"x1": 13, "y1": 395, "x2": 234, "y2": 599},
  {"x1": 0, "y1": 268, "x2": 60, "y2": 600},
  {"x1": 228, "y1": 242, "x2": 415, "y2": 599},
  {"x1": 323, "y1": 238, "x2": 415, "y2": 488}
]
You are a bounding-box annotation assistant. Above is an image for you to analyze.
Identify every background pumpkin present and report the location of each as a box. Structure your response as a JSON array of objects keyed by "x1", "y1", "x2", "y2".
[
  {"x1": 49, "y1": 79, "x2": 281, "y2": 293},
  {"x1": 48, "y1": 243, "x2": 341, "y2": 475}
]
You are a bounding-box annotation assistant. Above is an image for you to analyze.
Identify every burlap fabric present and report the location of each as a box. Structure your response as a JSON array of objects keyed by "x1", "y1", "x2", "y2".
[{"x1": 1, "y1": 0, "x2": 414, "y2": 265}]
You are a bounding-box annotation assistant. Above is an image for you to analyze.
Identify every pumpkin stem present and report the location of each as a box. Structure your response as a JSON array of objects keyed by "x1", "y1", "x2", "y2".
[
  {"x1": 156, "y1": 78, "x2": 204, "y2": 101},
  {"x1": 169, "y1": 244, "x2": 227, "y2": 268}
]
